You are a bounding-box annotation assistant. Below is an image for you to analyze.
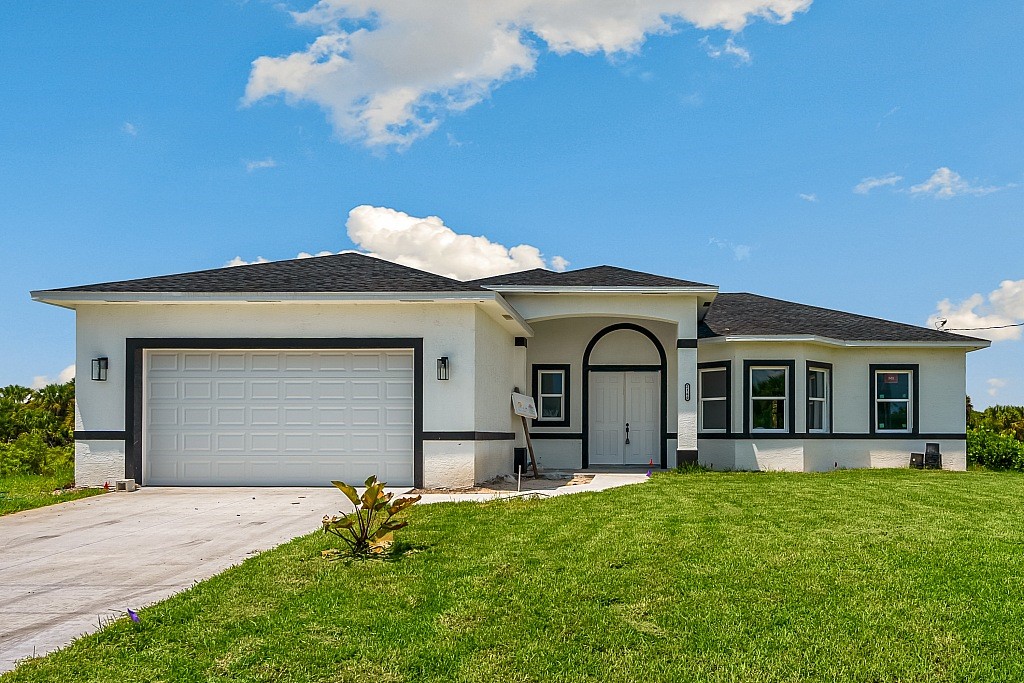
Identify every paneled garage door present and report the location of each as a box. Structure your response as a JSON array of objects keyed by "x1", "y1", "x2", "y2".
[{"x1": 144, "y1": 349, "x2": 415, "y2": 486}]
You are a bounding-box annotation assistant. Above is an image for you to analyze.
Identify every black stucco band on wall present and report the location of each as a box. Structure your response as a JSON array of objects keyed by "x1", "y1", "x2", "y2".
[
  {"x1": 74, "y1": 430, "x2": 127, "y2": 441},
  {"x1": 422, "y1": 432, "x2": 515, "y2": 441},
  {"x1": 677, "y1": 449, "x2": 698, "y2": 464}
]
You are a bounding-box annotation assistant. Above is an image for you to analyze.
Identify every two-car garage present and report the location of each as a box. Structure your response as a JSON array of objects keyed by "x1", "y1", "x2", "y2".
[{"x1": 140, "y1": 347, "x2": 418, "y2": 486}]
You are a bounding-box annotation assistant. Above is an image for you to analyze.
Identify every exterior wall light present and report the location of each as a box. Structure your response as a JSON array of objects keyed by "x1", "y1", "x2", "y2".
[
  {"x1": 437, "y1": 356, "x2": 450, "y2": 381},
  {"x1": 91, "y1": 357, "x2": 109, "y2": 381},
  {"x1": 684, "y1": 382, "x2": 691, "y2": 402}
]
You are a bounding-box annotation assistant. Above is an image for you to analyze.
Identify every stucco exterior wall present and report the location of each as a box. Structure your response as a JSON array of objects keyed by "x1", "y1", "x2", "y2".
[
  {"x1": 695, "y1": 339, "x2": 970, "y2": 472},
  {"x1": 524, "y1": 316, "x2": 680, "y2": 468},
  {"x1": 73, "y1": 301, "x2": 512, "y2": 487},
  {"x1": 472, "y1": 307, "x2": 517, "y2": 482},
  {"x1": 698, "y1": 438, "x2": 967, "y2": 472}
]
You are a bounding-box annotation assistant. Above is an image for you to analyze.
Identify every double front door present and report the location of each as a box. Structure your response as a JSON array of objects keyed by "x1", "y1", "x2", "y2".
[{"x1": 588, "y1": 371, "x2": 659, "y2": 466}]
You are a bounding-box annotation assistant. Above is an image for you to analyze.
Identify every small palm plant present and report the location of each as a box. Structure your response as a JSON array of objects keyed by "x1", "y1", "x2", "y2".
[{"x1": 322, "y1": 476, "x2": 421, "y2": 558}]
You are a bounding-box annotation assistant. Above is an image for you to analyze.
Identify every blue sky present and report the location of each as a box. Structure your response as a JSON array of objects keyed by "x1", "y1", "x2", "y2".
[{"x1": 1, "y1": 1, "x2": 1021, "y2": 405}]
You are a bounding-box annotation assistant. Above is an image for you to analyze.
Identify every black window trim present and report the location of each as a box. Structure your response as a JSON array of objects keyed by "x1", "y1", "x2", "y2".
[
  {"x1": 532, "y1": 363, "x2": 571, "y2": 427},
  {"x1": 869, "y1": 363, "x2": 919, "y2": 436},
  {"x1": 697, "y1": 360, "x2": 731, "y2": 435},
  {"x1": 743, "y1": 360, "x2": 796, "y2": 435},
  {"x1": 806, "y1": 361, "x2": 833, "y2": 434}
]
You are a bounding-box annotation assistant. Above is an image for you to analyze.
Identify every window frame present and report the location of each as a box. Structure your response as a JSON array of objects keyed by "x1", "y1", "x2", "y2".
[
  {"x1": 743, "y1": 360, "x2": 796, "y2": 435},
  {"x1": 869, "y1": 364, "x2": 919, "y2": 435},
  {"x1": 532, "y1": 364, "x2": 571, "y2": 427},
  {"x1": 806, "y1": 361, "x2": 833, "y2": 434},
  {"x1": 697, "y1": 361, "x2": 731, "y2": 434}
]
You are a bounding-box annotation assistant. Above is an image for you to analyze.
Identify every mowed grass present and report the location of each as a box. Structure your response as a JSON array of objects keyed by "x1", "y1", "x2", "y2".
[
  {"x1": 0, "y1": 464, "x2": 104, "y2": 516},
  {"x1": 6, "y1": 469, "x2": 1024, "y2": 682}
]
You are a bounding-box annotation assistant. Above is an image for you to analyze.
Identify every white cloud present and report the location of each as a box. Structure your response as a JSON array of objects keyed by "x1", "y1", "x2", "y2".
[
  {"x1": 346, "y1": 205, "x2": 568, "y2": 279},
  {"x1": 246, "y1": 157, "x2": 277, "y2": 172},
  {"x1": 31, "y1": 364, "x2": 75, "y2": 389},
  {"x1": 987, "y1": 378, "x2": 1007, "y2": 398},
  {"x1": 244, "y1": 0, "x2": 812, "y2": 147},
  {"x1": 798, "y1": 192, "x2": 817, "y2": 202},
  {"x1": 708, "y1": 237, "x2": 752, "y2": 261},
  {"x1": 225, "y1": 255, "x2": 270, "y2": 267},
  {"x1": 928, "y1": 279, "x2": 1024, "y2": 342},
  {"x1": 909, "y1": 167, "x2": 1011, "y2": 199},
  {"x1": 121, "y1": 121, "x2": 138, "y2": 136},
  {"x1": 853, "y1": 173, "x2": 902, "y2": 195},
  {"x1": 700, "y1": 36, "x2": 752, "y2": 64},
  {"x1": 224, "y1": 205, "x2": 568, "y2": 280}
]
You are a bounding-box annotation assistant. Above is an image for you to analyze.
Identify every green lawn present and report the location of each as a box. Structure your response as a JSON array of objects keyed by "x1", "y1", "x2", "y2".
[
  {"x1": 0, "y1": 464, "x2": 105, "y2": 516},
  {"x1": 6, "y1": 469, "x2": 1024, "y2": 682}
]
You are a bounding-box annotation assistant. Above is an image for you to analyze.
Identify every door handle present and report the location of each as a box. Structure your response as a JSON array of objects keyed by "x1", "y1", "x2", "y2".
[{"x1": 624, "y1": 422, "x2": 630, "y2": 445}]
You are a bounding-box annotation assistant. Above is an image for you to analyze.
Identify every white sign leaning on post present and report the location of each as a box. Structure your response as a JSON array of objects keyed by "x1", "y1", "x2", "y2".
[{"x1": 511, "y1": 392, "x2": 538, "y2": 419}]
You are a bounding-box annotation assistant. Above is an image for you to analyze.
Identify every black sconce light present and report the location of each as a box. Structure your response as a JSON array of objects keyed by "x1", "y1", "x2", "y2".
[
  {"x1": 436, "y1": 356, "x2": 449, "y2": 381},
  {"x1": 684, "y1": 382, "x2": 691, "y2": 402},
  {"x1": 91, "y1": 357, "x2": 109, "y2": 381}
]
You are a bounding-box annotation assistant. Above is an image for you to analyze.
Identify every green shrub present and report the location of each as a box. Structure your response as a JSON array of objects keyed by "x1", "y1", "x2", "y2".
[
  {"x1": 322, "y1": 476, "x2": 421, "y2": 558},
  {"x1": 0, "y1": 430, "x2": 73, "y2": 476},
  {"x1": 967, "y1": 427, "x2": 1024, "y2": 470}
]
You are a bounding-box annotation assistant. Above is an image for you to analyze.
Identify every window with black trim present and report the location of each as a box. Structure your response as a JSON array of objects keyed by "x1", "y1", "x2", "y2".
[
  {"x1": 749, "y1": 365, "x2": 789, "y2": 432},
  {"x1": 699, "y1": 366, "x2": 729, "y2": 432},
  {"x1": 532, "y1": 364, "x2": 570, "y2": 427},
  {"x1": 807, "y1": 364, "x2": 831, "y2": 433},
  {"x1": 874, "y1": 369, "x2": 913, "y2": 432}
]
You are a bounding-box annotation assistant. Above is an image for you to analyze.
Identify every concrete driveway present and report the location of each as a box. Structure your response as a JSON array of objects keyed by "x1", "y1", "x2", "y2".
[{"x1": 0, "y1": 473, "x2": 647, "y2": 672}]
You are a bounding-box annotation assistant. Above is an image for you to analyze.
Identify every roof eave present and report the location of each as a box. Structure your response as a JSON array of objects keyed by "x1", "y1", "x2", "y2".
[
  {"x1": 30, "y1": 290, "x2": 493, "y2": 306},
  {"x1": 482, "y1": 285, "x2": 719, "y2": 294},
  {"x1": 698, "y1": 334, "x2": 990, "y2": 350}
]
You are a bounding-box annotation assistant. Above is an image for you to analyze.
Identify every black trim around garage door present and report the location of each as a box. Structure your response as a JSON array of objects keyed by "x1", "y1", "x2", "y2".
[{"x1": 124, "y1": 338, "x2": 425, "y2": 488}]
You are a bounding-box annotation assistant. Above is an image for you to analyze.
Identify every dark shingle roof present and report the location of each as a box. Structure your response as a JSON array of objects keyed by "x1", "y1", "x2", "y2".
[
  {"x1": 700, "y1": 293, "x2": 986, "y2": 344},
  {"x1": 47, "y1": 253, "x2": 485, "y2": 294},
  {"x1": 471, "y1": 265, "x2": 713, "y2": 288}
]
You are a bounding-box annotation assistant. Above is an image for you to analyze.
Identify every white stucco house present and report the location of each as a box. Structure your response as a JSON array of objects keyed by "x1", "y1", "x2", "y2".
[{"x1": 32, "y1": 253, "x2": 988, "y2": 489}]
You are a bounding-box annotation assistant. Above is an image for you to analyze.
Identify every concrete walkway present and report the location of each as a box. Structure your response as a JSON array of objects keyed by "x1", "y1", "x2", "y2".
[{"x1": 0, "y1": 473, "x2": 647, "y2": 672}]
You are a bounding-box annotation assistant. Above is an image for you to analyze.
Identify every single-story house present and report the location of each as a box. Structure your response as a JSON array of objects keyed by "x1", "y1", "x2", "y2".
[{"x1": 32, "y1": 253, "x2": 988, "y2": 488}]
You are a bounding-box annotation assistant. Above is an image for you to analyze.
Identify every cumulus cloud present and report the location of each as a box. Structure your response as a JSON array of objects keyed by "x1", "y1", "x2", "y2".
[
  {"x1": 225, "y1": 205, "x2": 568, "y2": 279},
  {"x1": 121, "y1": 121, "x2": 138, "y2": 136},
  {"x1": 709, "y1": 237, "x2": 752, "y2": 261},
  {"x1": 31, "y1": 364, "x2": 76, "y2": 389},
  {"x1": 927, "y1": 279, "x2": 1024, "y2": 342},
  {"x1": 246, "y1": 157, "x2": 278, "y2": 172},
  {"x1": 988, "y1": 378, "x2": 1007, "y2": 398},
  {"x1": 700, "y1": 36, "x2": 752, "y2": 64},
  {"x1": 853, "y1": 173, "x2": 902, "y2": 195},
  {"x1": 909, "y1": 167, "x2": 1011, "y2": 199},
  {"x1": 798, "y1": 192, "x2": 817, "y2": 202},
  {"x1": 244, "y1": 0, "x2": 812, "y2": 146},
  {"x1": 346, "y1": 205, "x2": 568, "y2": 279}
]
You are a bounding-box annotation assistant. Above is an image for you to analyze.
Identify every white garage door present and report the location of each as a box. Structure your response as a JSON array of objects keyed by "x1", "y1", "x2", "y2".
[{"x1": 144, "y1": 349, "x2": 415, "y2": 486}]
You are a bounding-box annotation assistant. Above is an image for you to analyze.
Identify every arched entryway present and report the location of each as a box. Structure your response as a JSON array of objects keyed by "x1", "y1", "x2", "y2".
[{"x1": 582, "y1": 323, "x2": 668, "y2": 469}]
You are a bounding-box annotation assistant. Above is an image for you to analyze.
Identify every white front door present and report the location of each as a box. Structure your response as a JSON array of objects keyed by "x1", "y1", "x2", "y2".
[{"x1": 588, "y1": 371, "x2": 659, "y2": 466}]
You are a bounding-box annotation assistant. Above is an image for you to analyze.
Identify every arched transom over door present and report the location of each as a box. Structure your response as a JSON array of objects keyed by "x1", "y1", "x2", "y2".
[{"x1": 583, "y1": 323, "x2": 668, "y2": 469}]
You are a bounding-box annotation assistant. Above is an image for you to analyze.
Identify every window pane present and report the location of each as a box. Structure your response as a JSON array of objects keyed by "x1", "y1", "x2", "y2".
[
  {"x1": 752, "y1": 368, "x2": 786, "y2": 397},
  {"x1": 877, "y1": 401, "x2": 908, "y2": 431},
  {"x1": 876, "y1": 372, "x2": 909, "y2": 400},
  {"x1": 752, "y1": 398, "x2": 786, "y2": 430},
  {"x1": 701, "y1": 369, "x2": 726, "y2": 398},
  {"x1": 808, "y1": 401, "x2": 824, "y2": 431},
  {"x1": 808, "y1": 370, "x2": 826, "y2": 399},
  {"x1": 702, "y1": 401, "x2": 727, "y2": 431},
  {"x1": 540, "y1": 371, "x2": 562, "y2": 395},
  {"x1": 541, "y1": 396, "x2": 562, "y2": 418}
]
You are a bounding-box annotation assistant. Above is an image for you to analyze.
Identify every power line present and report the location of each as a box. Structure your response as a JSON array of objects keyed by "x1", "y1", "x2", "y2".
[{"x1": 936, "y1": 319, "x2": 1024, "y2": 332}]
